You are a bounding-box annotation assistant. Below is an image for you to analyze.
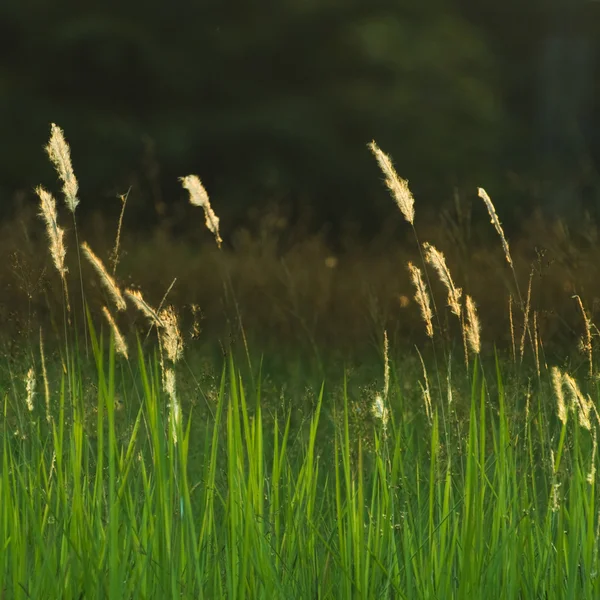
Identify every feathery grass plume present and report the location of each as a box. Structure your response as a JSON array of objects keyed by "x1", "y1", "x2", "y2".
[
  {"x1": 368, "y1": 141, "x2": 415, "y2": 225},
  {"x1": 25, "y1": 367, "x2": 36, "y2": 412},
  {"x1": 464, "y1": 295, "x2": 481, "y2": 355},
  {"x1": 81, "y1": 242, "x2": 126, "y2": 311},
  {"x1": 101, "y1": 306, "x2": 128, "y2": 359},
  {"x1": 477, "y1": 187, "x2": 512, "y2": 267},
  {"x1": 551, "y1": 367, "x2": 567, "y2": 425},
  {"x1": 164, "y1": 367, "x2": 181, "y2": 445},
  {"x1": 416, "y1": 348, "x2": 432, "y2": 422},
  {"x1": 370, "y1": 394, "x2": 389, "y2": 434},
  {"x1": 181, "y1": 175, "x2": 222, "y2": 248},
  {"x1": 573, "y1": 295, "x2": 593, "y2": 377},
  {"x1": 422, "y1": 242, "x2": 462, "y2": 317},
  {"x1": 40, "y1": 329, "x2": 51, "y2": 423},
  {"x1": 36, "y1": 186, "x2": 70, "y2": 311},
  {"x1": 125, "y1": 289, "x2": 163, "y2": 327},
  {"x1": 45, "y1": 123, "x2": 79, "y2": 212},
  {"x1": 159, "y1": 306, "x2": 184, "y2": 364},
  {"x1": 563, "y1": 373, "x2": 592, "y2": 430},
  {"x1": 383, "y1": 330, "x2": 390, "y2": 400},
  {"x1": 36, "y1": 186, "x2": 68, "y2": 278},
  {"x1": 407, "y1": 262, "x2": 434, "y2": 338},
  {"x1": 519, "y1": 270, "x2": 533, "y2": 363}
]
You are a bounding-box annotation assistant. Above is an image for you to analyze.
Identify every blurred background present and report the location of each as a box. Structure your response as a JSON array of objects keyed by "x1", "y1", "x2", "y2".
[
  {"x1": 1, "y1": 0, "x2": 599, "y2": 238},
  {"x1": 1, "y1": 0, "x2": 600, "y2": 367}
]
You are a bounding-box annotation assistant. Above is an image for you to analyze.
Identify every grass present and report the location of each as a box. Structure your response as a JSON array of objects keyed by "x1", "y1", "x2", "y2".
[{"x1": 1, "y1": 127, "x2": 600, "y2": 598}]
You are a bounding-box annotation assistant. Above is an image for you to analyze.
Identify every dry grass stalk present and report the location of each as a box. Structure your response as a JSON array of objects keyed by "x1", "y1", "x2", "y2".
[
  {"x1": 422, "y1": 242, "x2": 462, "y2": 317},
  {"x1": 519, "y1": 271, "x2": 533, "y2": 363},
  {"x1": 508, "y1": 295, "x2": 516, "y2": 363},
  {"x1": 407, "y1": 262, "x2": 434, "y2": 338},
  {"x1": 533, "y1": 311, "x2": 540, "y2": 378},
  {"x1": 383, "y1": 330, "x2": 390, "y2": 400},
  {"x1": 465, "y1": 295, "x2": 481, "y2": 355},
  {"x1": 563, "y1": 373, "x2": 592, "y2": 430},
  {"x1": 551, "y1": 367, "x2": 567, "y2": 425},
  {"x1": 111, "y1": 189, "x2": 129, "y2": 276},
  {"x1": 181, "y1": 175, "x2": 222, "y2": 248},
  {"x1": 81, "y1": 242, "x2": 126, "y2": 311},
  {"x1": 416, "y1": 348, "x2": 432, "y2": 422},
  {"x1": 40, "y1": 328, "x2": 51, "y2": 423},
  {"x1": 477, "y1": 187, "x2": 512, "y2": 266},
  {"x1": 447, "y1": 359, "x2": 453, "y2": 406},
  {"x1": 25, "y1": 367, "x2": 35, "y2": 412},
  {"x1": 101, "y1": 306, "x2": 129, "y2": 359},
  {"x1": 159, "y1": 306, "x2": 184, "y2": 364},
  {"x1": 368, "y1": 141, "x2": 415, "y2": 225},
  {"x1": 45, "y1": 123, "x2": 79, "y2": 213},
  {"x1": 125, "y1": 289, "x2": 163, "y2": 327},
  {"x1": 573, "y1": 295, "x2": 593, "y2": 378}
]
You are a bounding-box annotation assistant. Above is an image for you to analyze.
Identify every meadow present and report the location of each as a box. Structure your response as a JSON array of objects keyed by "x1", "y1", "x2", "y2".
[{"x1": 1, "y1": 125, "x2": 600, "y2": 599}]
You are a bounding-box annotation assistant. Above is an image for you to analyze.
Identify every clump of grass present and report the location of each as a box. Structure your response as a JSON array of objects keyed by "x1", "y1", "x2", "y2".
[{"x1": 3, "y1": 126, "x2": 600, "y2": 599}]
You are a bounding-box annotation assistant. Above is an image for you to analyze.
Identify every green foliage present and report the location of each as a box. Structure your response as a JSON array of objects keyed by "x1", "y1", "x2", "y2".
[{"x1": 1, "y1": 335, "x2": 600, "y2": 598}]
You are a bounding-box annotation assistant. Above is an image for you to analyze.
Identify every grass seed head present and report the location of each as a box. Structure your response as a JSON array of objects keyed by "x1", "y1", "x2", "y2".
[
  {"x1": 181, "y1": 174, "x2": 222, "y2": 248},
  {"x1": 45, "y1": 123, "x2": 79, "y2": 213},
  {"x1": 477, "y1": 187, "x2": 512, "y2": 266},
  {"x1": 407, "y1": 262, "x2": 433, "y2": 338},
  {"x1": 551, "y1": 367, "x2": 567, "y2": 425},
  {"x1": 371, "y1": 393, "x2": 389, "y2": 433},
  {"x1": 465, "y1": 295, "x2": 481, "y2": 355},
  {"x1": 81, "y1": 242, "x2": 126, "y2": 311},
  {"x1": 101, "y1": 306, "x2": 129, "y2": 359},
  {"x1": 159, "y1": 306, "x2": 184, "y2": 364},
  {"x1": 36, "y1": 186, "x2": 68, "y2": 278},
  {"x1": 25, "y1": 367, "x2": 36, "y2": 412},
  {"x1": 422, "y1": 242, "x2": 462, "y2": 317},
  {"x1": 563, "y1": 373, "x2": 592, "y2": 430},
  {"x1": 125, "y1": 289, "x2": 163, "y2": 327},
  {"x1": 369, "y1": 141, "x2": 415, "y2": 225}
]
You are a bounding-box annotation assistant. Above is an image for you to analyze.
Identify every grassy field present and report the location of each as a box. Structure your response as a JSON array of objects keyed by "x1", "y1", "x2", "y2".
[{"x1": 1, "y1": 126, "x2": 600, "y2": 598}]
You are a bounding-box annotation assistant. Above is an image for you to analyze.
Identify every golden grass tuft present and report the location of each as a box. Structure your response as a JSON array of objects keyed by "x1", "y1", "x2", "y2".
[
  {"x1": 36, "y1": 186, "x2": 68, "y2": 279},
  {"x1": 407, "y1": 262, "x2": 433, "y2": 338},
  {"x1": 422, "y1": 242, "x2": 462, "y2": 317},
  {"x1": 464, "y1": 295, "x2": 481, "y2": 355},
  {"x1": 477, "y1": 187, "x2": 512, "y2": 267},
  {"x1": 551, "y1": 366, "x2": 567, "y2": 425},
  {"x1": 563, "y1": 373, "x2": 592, "y2": 431},
  {"x1": 125, "y1": 288, "x2": 163, "y2": 328},
  {"x1": 159, "y1": 306, "x2": 184, "y2": 364},
  {"x1": 45, "y1": 123, "x2": 79, "y2": 213},
  {"x1": 101, "y1": 306, "x2": 129, "y2": 359},
  {"x1": 369, "y1": 141, "x2": 415, "y2": 225},
  {"x1": 81, "y1": 242, "x2": 127, "y2": 311},
  {"x1": 181, "y1": 174, "x2": 222, "y2": 248},
  {"x1": 25, "y1": 367, "x2": 35, "y2": 413}
]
